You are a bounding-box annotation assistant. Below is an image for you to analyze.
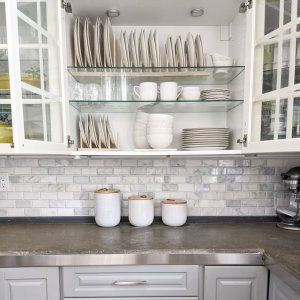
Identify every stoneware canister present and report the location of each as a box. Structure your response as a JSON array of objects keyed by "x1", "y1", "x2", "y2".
[
  {"x1": 94, "y1": 188, "x2": 121, "y2": 227},
  {"x1": 161, "y1": 199, "x2": 187, "y2": 226},
  {"x1": 128, "y1": 195, "x2": 154, "y2": 227}
]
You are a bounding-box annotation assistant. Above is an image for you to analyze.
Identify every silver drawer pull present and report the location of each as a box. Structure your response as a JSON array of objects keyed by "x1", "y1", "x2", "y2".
[{"x1": 113, "y1": 280, "x2": 147, "y2": 286}]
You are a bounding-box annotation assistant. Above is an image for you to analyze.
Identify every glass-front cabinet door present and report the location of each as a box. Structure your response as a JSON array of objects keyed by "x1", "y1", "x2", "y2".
[
  {"x1": 0, "y1": 0, "x2": 14, "y2": 152},
  {"x1": 246, "y1": 0, "x2": 300, "y2": 152},
  {"x1": 2, "y1": 0, "x2": 67, "y2": 154}
]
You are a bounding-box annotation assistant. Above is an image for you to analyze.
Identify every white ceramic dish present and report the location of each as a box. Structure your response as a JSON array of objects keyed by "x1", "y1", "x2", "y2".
[
  {"x1": 147, "y1": 121, "x2": 173, "y2": 128},
  {"x1": 148, "y1": 114, "x2": 174, "y2": 123},
  {"x1": 147, "y1": 127, "x2": 173, "y2": 134},
  {"x1": 161, "y1": 199, "x2": 187, "y2": 227},
  {"x1": 134, "y1": 135, "x2": 150, "y2": 149},
  {"x1": 147, "y1": 133, "x2": 173, "y2": 149},
  {"x1": 128, "y1": 195, "x2": 154, "y2": 227}
]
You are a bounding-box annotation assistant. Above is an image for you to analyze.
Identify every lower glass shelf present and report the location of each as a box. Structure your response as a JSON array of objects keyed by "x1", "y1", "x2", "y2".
[{"x1": 69, "y1": 99, "x2": 243, "y2": 113}]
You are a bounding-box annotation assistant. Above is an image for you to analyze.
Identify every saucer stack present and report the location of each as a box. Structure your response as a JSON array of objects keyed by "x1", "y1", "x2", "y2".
[
  {"x1": 201, "y1": 89, "x2": 230, "y2": 100},
  {"x1": 182, "y1": 128, "x2": 230, "y2": 150}
]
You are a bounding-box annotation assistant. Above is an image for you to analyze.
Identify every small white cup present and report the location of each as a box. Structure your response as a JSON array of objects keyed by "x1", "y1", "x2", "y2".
[
  {"x1": 134, "y1": 82, "x2": 158, "y2": 101},
  {"x1": 159, "y1": 82, "x2": 183, "y2": 101},
  {"x1": 182, "y1": 86, "x2": 201, "y2": 100}
]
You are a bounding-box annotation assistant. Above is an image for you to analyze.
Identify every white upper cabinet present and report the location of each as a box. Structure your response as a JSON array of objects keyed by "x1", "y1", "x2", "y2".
[
  {"x1": 245, "y1": 0, "x2": 300, "y2": 153},
  {"x1": 3, "y1": 0, "x2": 68, "y2": 154}
]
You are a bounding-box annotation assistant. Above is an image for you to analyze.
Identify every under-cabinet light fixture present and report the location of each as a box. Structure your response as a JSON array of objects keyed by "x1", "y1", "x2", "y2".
[
  {"x1": 106, "y1": 9, "x2": 120, "y2": 18},
  {"x1": 190, "y1": 8, "x2": 204, "y2": 17}
]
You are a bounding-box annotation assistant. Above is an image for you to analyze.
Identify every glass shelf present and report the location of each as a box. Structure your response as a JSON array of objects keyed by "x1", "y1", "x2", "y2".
[
  {"x1": 69, "y1": 99, "x2": 243, "y2": 113},
  {"x1": 67, "y1": 66, "x2": 245, "y2": 85}
]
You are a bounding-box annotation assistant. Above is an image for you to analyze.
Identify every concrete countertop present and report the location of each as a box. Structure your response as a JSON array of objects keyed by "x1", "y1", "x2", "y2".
[{"x1": 0, "y1": 222, "x2": 299, "y2": 290}]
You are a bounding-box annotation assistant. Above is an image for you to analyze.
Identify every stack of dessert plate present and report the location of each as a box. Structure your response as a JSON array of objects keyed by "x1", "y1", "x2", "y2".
[
  {"x1": 182, "y1": 128, "x2": 230, "y2": 150},
  {"x1": 201, "y1": 89, "x2": 230, "y2": 100}
]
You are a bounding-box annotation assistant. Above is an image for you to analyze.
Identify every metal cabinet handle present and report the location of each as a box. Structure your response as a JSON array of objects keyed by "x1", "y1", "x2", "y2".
[{"x1": 112, "y1": 280, "x2": 147, "y2": 286}]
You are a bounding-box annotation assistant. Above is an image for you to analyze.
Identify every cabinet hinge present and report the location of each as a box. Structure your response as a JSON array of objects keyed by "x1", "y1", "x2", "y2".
[
  {"x1": 10, "y1": 142, "x2": 14, "y2": 149},
  {"x1": 237, "y1": 134, "x2": 248, "y2": 146},
  {"x1": 67, "y1": 135, "x2": 75, "y2": 148},
  {"x1": 239, "y1": 0, "x2": 252, "y2": 13},
  {"x1": 61, "y1": 0, "x2": 72, "y2": 13}
]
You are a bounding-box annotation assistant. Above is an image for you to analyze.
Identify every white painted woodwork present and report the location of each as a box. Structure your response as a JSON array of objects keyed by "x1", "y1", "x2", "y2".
[
  {"x1": 204, "y1": 266, "x2": 268, "y2": 300},
  {"x1": 269, "y1": 273, "x2": 300, "y2": 300},
  {"x1": 69, "y1": 0, "x2": 241, "y2": 26},
  {"x1": 0, "y1": 267, "x2": 60, "y2": 300},
  {"x1": 63, "y1": 265, "x2": 200, "y2": 298}
]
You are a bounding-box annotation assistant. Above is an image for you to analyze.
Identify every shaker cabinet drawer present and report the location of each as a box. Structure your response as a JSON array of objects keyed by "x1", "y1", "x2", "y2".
[{"x1": 62, "y1": 265, "x2": 200, "y2": 298}]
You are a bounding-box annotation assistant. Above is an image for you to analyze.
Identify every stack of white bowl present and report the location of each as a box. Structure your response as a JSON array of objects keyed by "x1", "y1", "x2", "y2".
[
  {"x1": 133, "y1": 112, "x2": 150, "y2": 149},
  {"x1": 147, "y1": 114, "x2": 174, "y2": 149}
]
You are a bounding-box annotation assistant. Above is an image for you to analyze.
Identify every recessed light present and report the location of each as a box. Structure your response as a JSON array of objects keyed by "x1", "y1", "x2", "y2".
[
  {"x1": 106, "y1": 9, "x2": 120, "y2": 18},
  {"x1": 190, "y1": 8, "x2": 204, "y2": 17}
]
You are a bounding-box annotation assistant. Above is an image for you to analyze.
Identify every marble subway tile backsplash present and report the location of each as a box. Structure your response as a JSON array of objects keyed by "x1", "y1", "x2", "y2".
[{"x1": 0, "y1": 157, "x2": 297, "y2": 217}]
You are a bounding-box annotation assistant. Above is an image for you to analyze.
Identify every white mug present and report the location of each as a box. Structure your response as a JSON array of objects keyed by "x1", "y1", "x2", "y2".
[
  {"x1": 159, "y1": 82, "x2": 183, "y2": 101},
  {"x1": 133, "y1": 82, "x2": 158, "y2": 101},
  {"x1": 182, "y1": 86, "x2": 201, "y2": 100}
]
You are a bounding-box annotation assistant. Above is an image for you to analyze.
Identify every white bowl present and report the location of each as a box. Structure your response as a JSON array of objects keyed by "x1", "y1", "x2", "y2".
[
  {"x1": 134, "y1": 129, "x2": 147, "y2": 136},
  {"x1": 147, "y1": 134, "x2": 173, "y2": 149},
  {"x1": 135, "y1": 112, "x2": 149, "y2": 123},
  {"x1": 134, "y1": 122, "x2": 147, "y2": 131},
  {"x1": 148, "y1": 114, "x2": 174, "y2": 123},
  {"x1": 211, "y1": 53, "x2": 234, "y2": 66},
  {"x1": 182, "y1": 86, "x2": 200, "y2": 100},
  {"x1": 147, "y1": 127, "x2": 173, "y2": 134},
  {"x1": 134, "y1": 135, "x2": 150, "y2": 149},
  {"x1": 147, "y1": 121, "x2": 173, "y2": 128}
]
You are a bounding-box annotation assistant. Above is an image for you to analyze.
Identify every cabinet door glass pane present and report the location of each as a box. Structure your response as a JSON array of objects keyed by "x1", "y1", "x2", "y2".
[
  {"x1": 0, "y1": 104, "x2": 12, "y2": 143},
  {"x1": 20, "y1": 48, "x2": 41, "y2": 88},
  {"x1": 18, "y1": 18, "x2": 39, "y2": 44},
  {"x1": 295, "y1": 38, "x2": 300, "y2": 84},
  {"x1": 0, "y1": 49, "x2": 9, "y2": 99},
  {"x1": 284, "y1": 0, "x2": 292, "y2": 25},
  {"x1": 279, "y1": 99, "x2": 288, "y2": 139},
  {"x1": 0, "y1": 3, "x2": 7, "y2": 44},
  {"x1": 263, "y1": 44, "x2": 278, "y2": 93},
  {"x1": 261, "y1": 101, "x2": 276, "y2": 141},
  {"x1": 23, "y1": 104, "x2": 44, "y2": 140},
  {"x1": 281, "y1": 40, "x2": 290, "y2": 88},
  {"x1": 265, "y1": 0, "x2": 280, "y2": 35},
  {"x1": 17, "y1": 2, "x2": 38, "y2": 23},
  {"x1": 292, "y1": 98, "x2": 300, "y2": 138}
]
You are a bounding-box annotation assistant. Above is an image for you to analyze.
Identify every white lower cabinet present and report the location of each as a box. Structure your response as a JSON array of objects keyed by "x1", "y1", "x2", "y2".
[
  {"x1": 269, "y1": 273, "x2": 300, "y2": 300},
  {"x1": 0, "y1": 267, "x2": 60, "y2": 300},
  {"x1": 204, "y1": 266, "x2": 268, "y2": 300}
]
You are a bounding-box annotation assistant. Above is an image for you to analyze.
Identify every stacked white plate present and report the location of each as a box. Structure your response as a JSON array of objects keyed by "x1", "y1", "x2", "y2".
[
  {"x1": 182, "y1": 128, "x2": 230, "y2": 150},
  {"x1": 201, "y1": 89, "x2": 230, "y2": 100}
]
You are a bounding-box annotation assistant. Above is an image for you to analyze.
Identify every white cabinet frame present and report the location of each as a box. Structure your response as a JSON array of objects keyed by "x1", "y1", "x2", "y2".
[{"x1": 3, "y1": 0, "x2": 69, "y2": 154}]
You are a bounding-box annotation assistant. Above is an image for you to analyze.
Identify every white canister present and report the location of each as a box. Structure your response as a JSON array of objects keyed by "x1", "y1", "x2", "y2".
[
  {"x1": 95, "y1": 188, "x2": 121, "y2": 227},
  {"x1": 161, "y1": 199, "x2": 187, "y2": 227},
  {"x1": 128, "y1": 195, "x2": 154, "y2": 227}
]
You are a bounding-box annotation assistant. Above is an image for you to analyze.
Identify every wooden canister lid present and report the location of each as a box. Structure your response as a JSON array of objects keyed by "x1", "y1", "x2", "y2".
[
  {"x1": 128, "y1": 194, "x2": 153, "y2": 200},
  {"x1": 95, "y1": 188, "x2": 120, "y2": 194},
  {"x1": 161, "y1": 198, "x2": 187, "y2": 205}
]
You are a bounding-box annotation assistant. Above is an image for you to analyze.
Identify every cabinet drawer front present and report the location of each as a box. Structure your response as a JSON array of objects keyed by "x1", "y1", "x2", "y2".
[{"x1": 63, "y1": 265, "x2": 200, "y2": 297}]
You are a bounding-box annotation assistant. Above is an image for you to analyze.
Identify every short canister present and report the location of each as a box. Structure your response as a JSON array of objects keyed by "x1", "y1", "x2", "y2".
[
  {"x1": 128, "y1": 195, "x2": 154, "y2": 227},
  {"x1": 161, "y1": 199, "x2": 187, "y2": 227},
  {"x1": 94, "y1": 188, "x2": 121, "y2": 227}
]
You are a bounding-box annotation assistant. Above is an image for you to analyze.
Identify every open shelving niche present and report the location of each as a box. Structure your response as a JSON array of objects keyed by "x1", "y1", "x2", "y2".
[{"x1": 65, "y1": 13, "x2": 246, "y2": 157}]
